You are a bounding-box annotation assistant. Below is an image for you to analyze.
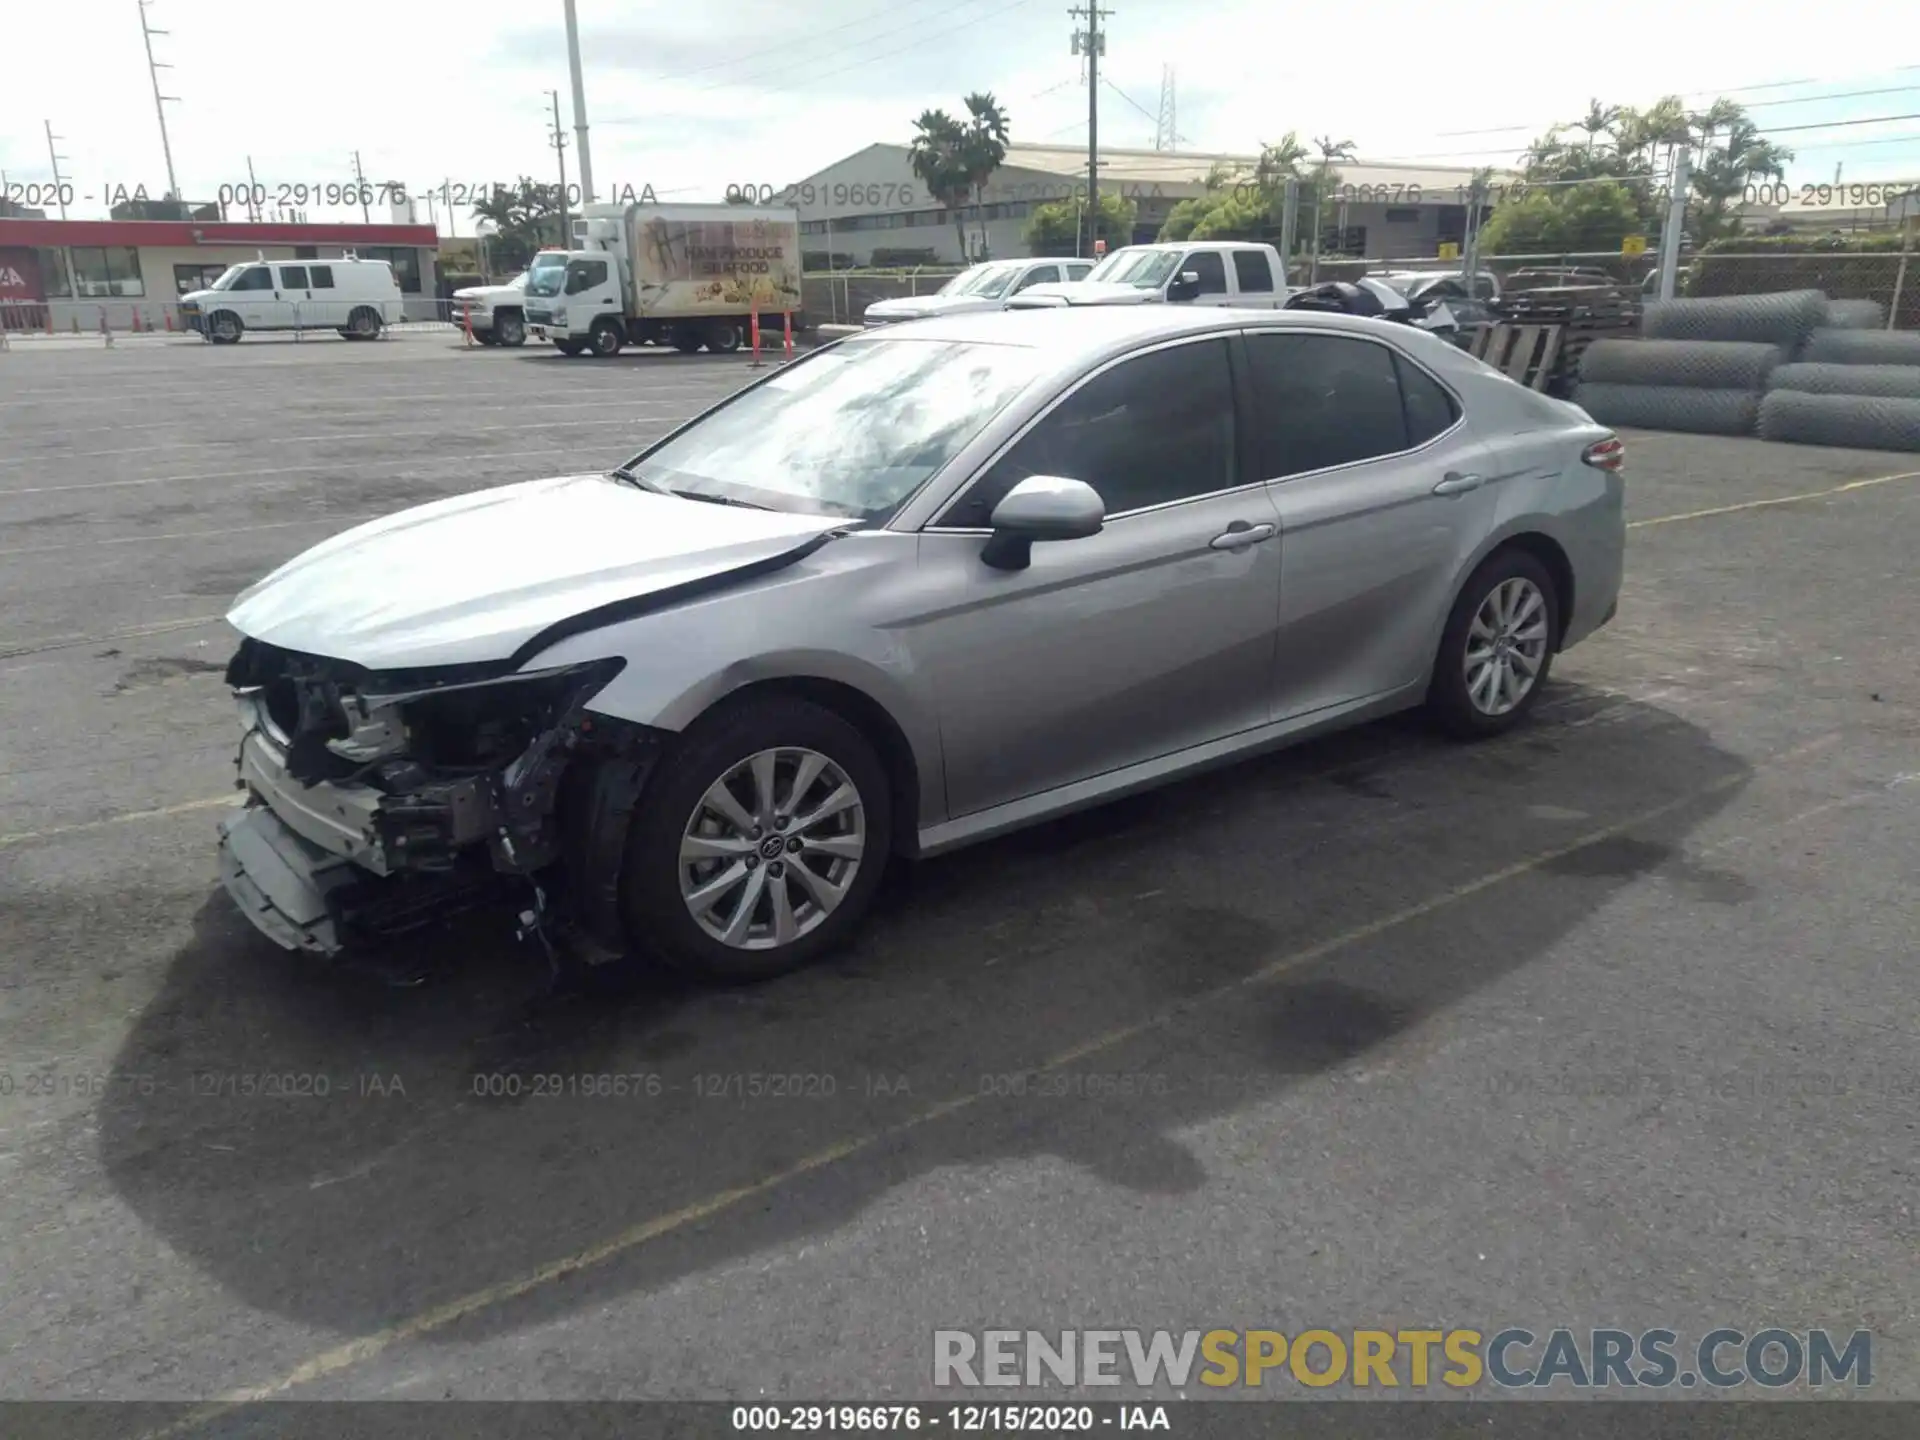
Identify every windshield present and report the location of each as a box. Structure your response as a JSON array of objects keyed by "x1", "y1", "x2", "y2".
[
  {"x1": 1087, "y1": 249, "x2": 1181, "y2": 289},
  {"x1": 208, "y1": 264, "x2": 248, "y2": 291},
  {"x1": 622, "y1": 339, "x2": 1047, "y2": 523},
  {"x1": 526, "y1": 263, "x2": 566, "y2": 297},
  {"x1": 943, "y1": 262, "x2": 1023, "y2": 297}
]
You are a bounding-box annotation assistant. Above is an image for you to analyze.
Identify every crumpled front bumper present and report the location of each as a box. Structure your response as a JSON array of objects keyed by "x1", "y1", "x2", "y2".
[{"x1": 218, "y1": 804, "x2": 360, "y2": 954}]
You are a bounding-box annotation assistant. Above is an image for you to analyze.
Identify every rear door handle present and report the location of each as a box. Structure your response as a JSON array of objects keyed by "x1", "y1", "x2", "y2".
[
  {"x1": 1433, "y1": 471, "x2": 1484, "y2": 495},
  {"x1": 1209, "y1": 521, "x2": 1277, "y2": 551}
]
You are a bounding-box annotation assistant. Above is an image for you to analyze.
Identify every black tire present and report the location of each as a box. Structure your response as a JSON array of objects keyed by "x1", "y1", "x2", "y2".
[
  {"x1": 553, "y1": 340, "x2": 585, "y2": 357},
  {"x1": 704, "y1": 322, "x2": 744, "y2": 354},
  {"x1": 1426, "y1": 549, "x2": 1561, "y2": 741},
  {"x1": 474, "y1": 330, "x2": 499, "y2": 347},
  {"x1": 347, "y1": 306, "x2": 382, "y2": 340},
  {"x1": 587, "y1": 320, "x2": 623, "y2": 357},
  {"x1": 207, "y1": 311, "x2": 243, "y2": 344},
  {"x1": 620, "y1": 697, "x2": 893, "y2": 983},
  {"x1": 672, "y1": 328, "x2": 703, "y2": 354},
  {"x1": 495, "y1": 311, "x2": 526, "y2": 347}
]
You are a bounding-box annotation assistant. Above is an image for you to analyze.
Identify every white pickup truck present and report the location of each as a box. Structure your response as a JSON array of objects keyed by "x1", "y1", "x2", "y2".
[{"x1": 1007, "y1": 241, "x2": 1293, "y2": 310}]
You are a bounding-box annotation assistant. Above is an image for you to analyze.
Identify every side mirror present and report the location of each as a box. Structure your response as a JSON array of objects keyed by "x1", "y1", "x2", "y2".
[
  {"x1": 1166, "y1": 271, "x2": 1202, "y2": 302},
  {"x1": 981, "y1": 475, "x2": 1106, "y2": 571}
]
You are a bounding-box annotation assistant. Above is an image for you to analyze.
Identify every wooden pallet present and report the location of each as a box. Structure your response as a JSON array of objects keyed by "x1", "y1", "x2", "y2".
[{"x1": 1471, "y1": 323, "x2": 1564, "y2": 391}]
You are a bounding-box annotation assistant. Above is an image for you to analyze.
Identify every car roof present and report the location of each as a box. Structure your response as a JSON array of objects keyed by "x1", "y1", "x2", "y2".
[
  {"x1": 1111, "y1": 240, "x2": 1273, "y2": 253},
  {"x1": 839, "y1": 305, "x2": 1432, "y2": 369}
]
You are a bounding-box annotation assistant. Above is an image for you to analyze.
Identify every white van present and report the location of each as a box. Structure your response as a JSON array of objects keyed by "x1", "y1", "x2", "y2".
[{"x1": 179, "y1": 255, "x2": 405, "y2": 344}]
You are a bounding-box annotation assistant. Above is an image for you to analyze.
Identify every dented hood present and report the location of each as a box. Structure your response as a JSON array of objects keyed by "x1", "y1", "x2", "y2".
[{"x1": 226, "y1": 473, "x2": 846, "y2": 670}]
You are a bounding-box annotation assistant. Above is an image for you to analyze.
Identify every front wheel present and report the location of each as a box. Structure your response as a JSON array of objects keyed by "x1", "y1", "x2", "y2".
[
  {"x1": 495, "y1": 311, "x2": 526, "y2": 347},
  {"x1": 207, "y1": 311, "x2": 243, "y2": 344},
  {"x1": 621, "y1": 698, "x2": 893, "y2": 982},
  {"x1": 587, "y1": 320, "x2": 623, "y2": 357},
  {"x1": 1427, "y1": 549, "x2": 1560, "y2": 740}
]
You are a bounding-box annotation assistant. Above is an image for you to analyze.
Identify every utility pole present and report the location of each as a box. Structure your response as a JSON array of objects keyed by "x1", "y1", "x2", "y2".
[
  {"x1": 547, "y1": 91, "x2": 572, "y2": 247},
  {"x1": 562, "y1": 0, "x2": 595, "y2": 205},
  {"x1": 351, "y1": 150, "x2": 370, "y2": 223},
  {"x1": 1657, "y1": 145, "x2": 1691, "y2": 302},
  {"x1": 245, "y1": 155, "x2": 262, "y2": 222},
  {"x1": 1070, "y1": 4, "x2": 1110, "y2": 257},
  {"x1": 138, "y1": 1, "x2": 182, "y2": 201},
  {"x1": 44, "y1": 121, "x2": 70, "y2": 220}
]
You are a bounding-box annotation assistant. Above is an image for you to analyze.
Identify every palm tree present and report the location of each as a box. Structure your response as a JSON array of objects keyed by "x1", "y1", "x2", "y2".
[
  {"x1": 960, "y1": 91, "x2": 1012, "y2": 259},
  {"x1": 1574, "y1": 99, "x2": 1620, "y2": 154},
  {"x1": 909, "y1": 109, "x2": 973, "y2": 263}
]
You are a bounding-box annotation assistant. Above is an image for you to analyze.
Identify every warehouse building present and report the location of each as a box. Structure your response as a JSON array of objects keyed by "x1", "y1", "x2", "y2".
[
  {"x1": 0, "y1": 217, "x2": 441, "y2": 330},
  {"x1": 784, "y1": 141, "x2": 1492, "y2": 267}
]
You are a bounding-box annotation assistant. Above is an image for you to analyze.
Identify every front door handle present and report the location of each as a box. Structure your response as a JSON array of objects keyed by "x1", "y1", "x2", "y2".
[
  {"x1": 1433, "y1": 471, "x2": 1484, "y2": 495},
  {"x1": 1209, "y1": 521, "x2": 1277, "y2": 551}
]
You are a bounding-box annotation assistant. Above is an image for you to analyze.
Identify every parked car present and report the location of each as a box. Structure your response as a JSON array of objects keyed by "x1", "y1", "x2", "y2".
[
  {"x1": 217, "y1": 307, "x2": 1625, "y2": 982},
  {"x1": 1377, "y1": 269, "x2": 1500, "y2": 337},
  {"x1": 179, "y1": 256, "x2": 403, "y2": 344},
  {"x1": 1007, "y1": 241, "x2": 1292, "y2": 309},
  {"x1": 452, "y1": 252, "x2": 568, "y2": 347},
  {"x1": 863, "y1": 258, "x2": 1094, "y2": 326}
]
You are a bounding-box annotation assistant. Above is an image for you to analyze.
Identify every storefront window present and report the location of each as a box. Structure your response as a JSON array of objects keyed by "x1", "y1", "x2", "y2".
[
  {"x1": 174, "y1": 263, "x2": 228, "y2": 295},
  {"x1": 35, "y1": 247, "x2": 73, "y2": 298},
  {"x1": 359, "y1": 246, "x2": 421, "y2": 293},
  {"x1": 69, "y1": 247, "x2": 145, "y2": 297}
]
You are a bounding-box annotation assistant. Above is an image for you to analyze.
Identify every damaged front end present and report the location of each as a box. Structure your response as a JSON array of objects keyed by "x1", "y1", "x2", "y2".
[{"x1": 218, "y1": 638, "x2": 657, "y2": 960}]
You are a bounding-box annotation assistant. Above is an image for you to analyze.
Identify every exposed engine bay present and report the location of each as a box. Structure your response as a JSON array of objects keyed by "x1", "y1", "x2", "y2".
[{"x1": 219, "y1": 638, "x2": 658, "y2": 962}]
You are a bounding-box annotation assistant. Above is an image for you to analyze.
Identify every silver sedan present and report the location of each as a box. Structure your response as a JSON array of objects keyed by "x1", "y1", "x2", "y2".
[{"x1": 217, "y1": 307, "x2": 1625, "y2": 982}]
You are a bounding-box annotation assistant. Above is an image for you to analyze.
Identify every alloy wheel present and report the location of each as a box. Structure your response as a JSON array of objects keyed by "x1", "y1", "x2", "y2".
[
  {"x1": 1464, "y1": 576, "x2": 1550, "y2": 716},
  {"x1": 678, "y1": 747, "x2": 866, "y2": 951}
]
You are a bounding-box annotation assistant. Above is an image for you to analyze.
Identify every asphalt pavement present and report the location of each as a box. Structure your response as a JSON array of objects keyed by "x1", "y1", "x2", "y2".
[{"x1": 1, "y1": 332, "x2": 1916, "y2": 1418}]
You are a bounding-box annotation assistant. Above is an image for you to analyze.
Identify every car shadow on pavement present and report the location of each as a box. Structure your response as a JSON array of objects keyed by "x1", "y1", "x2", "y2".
[{"x1": 98, "y1": 683, "x2": 1750, "y2": 1347}]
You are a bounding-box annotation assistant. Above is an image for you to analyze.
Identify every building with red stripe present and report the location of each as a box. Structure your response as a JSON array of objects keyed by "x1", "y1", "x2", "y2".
[{"x1": 0, "y1": 217, "x2": 441, "y2": 329}]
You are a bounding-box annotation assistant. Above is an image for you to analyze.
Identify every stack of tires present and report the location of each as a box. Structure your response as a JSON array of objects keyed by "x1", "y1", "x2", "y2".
[
  {"x1": 1571, "y1": 290, "x2": 1827, "y2": 436},
  {"x1": 1758, "y1": 300, "x2": 1920, "y2": 453}
]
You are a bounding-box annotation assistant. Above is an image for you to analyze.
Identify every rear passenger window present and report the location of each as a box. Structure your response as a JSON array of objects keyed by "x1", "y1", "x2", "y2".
[
  {"x1": 1244, "y1": 333, "x2": 1409, "y2": 478},
  {"x1": 280, "y1": 265, "x2": 309, "y2": 289},
  {"x1": 309, "y1": 265, "x2": 335, "y2": 289},
  {"x1": 1395, "y1": 353, "x2": 1460, "y2": 446},
  {"x1": 1232, "y1": 251, "x2": 1274, "y2": 293},
  {"x1": 1184, "y1": 251, "x2": 1228, "y2": 295}
]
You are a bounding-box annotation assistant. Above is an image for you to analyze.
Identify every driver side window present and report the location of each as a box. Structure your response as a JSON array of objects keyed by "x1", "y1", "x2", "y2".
[
  {"x1": 565, "y1": 259, "x2": 607, "y2": 294},
  {"x1": 1184, "y1": 251, "x2": 1228, "y2": 295},
  {"x1": 937, "y1": 338, "x2": 1237, "y2": 527},
  {"x1": 233, "y1": 266, "x2": 274, "y2": 292}
]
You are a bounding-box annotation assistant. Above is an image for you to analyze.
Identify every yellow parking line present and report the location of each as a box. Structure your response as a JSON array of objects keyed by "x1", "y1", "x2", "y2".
[
  {"x1": 0, "y1": 793, "x2": 240, "y2": 849},
  {"x1": 138, "y1": 729, "x2": 1843, "y2": 1436},
  {"x1": 1629, "y1": 467, "x2": 1920, "y2": 530}
]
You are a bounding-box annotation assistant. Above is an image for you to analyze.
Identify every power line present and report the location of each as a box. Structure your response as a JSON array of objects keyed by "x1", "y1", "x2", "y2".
[
  {"x1": 1435, "y1": 74, "x2": 1920, "y2": 140},
  {"x1": 600, "y1": 0, "x2": 1040, "y2": 111}
]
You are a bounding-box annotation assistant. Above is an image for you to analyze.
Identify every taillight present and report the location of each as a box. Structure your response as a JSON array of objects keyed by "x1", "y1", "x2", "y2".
[{"x1": 1582, "y1": 435, "x2": 1624, "y2": 471}]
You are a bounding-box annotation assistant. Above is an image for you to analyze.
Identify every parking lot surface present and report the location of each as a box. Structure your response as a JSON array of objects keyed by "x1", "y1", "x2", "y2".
[{"x1": 2, "y1": 333, "x2": 1916, "y2": 1409}]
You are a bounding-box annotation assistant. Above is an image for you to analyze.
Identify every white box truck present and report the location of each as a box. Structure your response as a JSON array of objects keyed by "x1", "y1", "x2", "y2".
[{"x1": 525, "y1": 202, "x2": 804, "y2": 358}]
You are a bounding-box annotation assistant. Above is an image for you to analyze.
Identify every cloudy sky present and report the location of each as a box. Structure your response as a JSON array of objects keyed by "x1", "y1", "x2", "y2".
[{"x1": 2, "y1": 0, "x2": 1916, "y2": 226}]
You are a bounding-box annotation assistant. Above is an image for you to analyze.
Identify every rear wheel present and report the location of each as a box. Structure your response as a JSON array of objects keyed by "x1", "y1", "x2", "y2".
[
  {"x1": 474, "y1": 330, "x2": 499, "y2": 346},
  {"x1": 621, "y1": 697, "x2": 892, "y2": 982},
  {"x1": 588, "y1": 319, "x2": 623, "y2": 357},
  {"x1": 671, "y1": 327, "x2": 703, "y2": 354},
  {"x1": 704, "y1": 322, "x2": 743, "y2": 354},
  {"x1": 1427, "y1": 549, "x2": 1560, "y2": 739},
  {"x1": 495, "y1": 311, "x2": 526, "y2": 347},
  {"x1": 347, "y1": 306, "x2": 382, "y2": 340}
]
